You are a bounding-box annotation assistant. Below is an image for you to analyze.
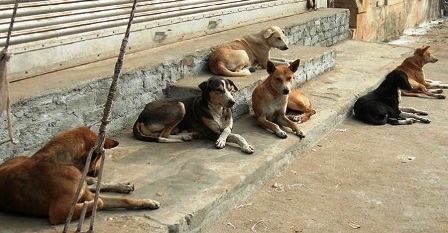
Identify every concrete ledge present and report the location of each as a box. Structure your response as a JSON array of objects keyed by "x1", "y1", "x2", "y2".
[
  {"x1": 168, "y1": 45, "x2": 336, "y2": 118},
  {"x1": 1, "y1": 8, "x2": 349, "y2": 159},
  {"x1": 0, "y1": 40, "x2": 414, "y2": 233}
]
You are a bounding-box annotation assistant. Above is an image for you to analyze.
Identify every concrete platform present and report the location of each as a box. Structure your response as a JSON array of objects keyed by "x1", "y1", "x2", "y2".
[
  {"x1": 0, "y1": 40, "x2": 415, "y2": 233},
  {"x1": 1, "y1": 8, "x2": 349, "y2": 158}
]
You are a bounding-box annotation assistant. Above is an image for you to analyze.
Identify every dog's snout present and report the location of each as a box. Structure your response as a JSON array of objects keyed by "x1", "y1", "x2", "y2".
[
  {"x1": 282, "y1": 88, "x2": 290, "y2": 95},
  {"x1": 228, "y1": 99, "x2": 236, "y2": 107},
  {"x1": 281, "y1": 45, "x2": 289, "y2": 51}
]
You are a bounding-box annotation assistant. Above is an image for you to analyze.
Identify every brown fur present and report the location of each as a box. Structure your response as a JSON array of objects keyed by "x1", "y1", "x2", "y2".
[
  {"x1": 0, "y1": 127, "x2": 160, "y2": 225},
  {"x1": 287, "y1": 88, "x2": 316, "y2": 123},
  {"x1": 252, "y1": 59, "x2": 306, "y2": 139},
  {"x1": 396, "y1": 45, "x2": 446, "y2": 99},
  {"x1": 208, "y1": 26, "x2": 290, "y2": 77}
]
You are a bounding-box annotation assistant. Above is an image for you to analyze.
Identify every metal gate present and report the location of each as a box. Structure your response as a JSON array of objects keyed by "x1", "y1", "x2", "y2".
[{"x1": 0, "y1": 0, "x2": 308, "y2": 81}]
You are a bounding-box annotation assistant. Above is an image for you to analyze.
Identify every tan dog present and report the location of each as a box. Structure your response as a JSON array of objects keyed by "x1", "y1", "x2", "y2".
[
  {"x1": 252, "y1": 59, "x2": 306, "y2": 139},
  {"x1": 287, "y1": 88, "x2": 316, "y2": 123},
  {"x1": 0, "y1": 127, "x2": 160, "y2": 225},
  {"x1": 396, "y1": 45, "x2": 447, "y2": 99},
  {"x1": 208, "y1": 26, "x2": 290, "y2": 77}
]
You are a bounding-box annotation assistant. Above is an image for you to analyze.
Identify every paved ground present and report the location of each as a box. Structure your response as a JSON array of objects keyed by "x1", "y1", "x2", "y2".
[
  {"x1": 0, "y1": 15, "x2": 447, "y2": 233},
  {"x1": 205, "y1": 18, "x2": 448, "y2": 233}
]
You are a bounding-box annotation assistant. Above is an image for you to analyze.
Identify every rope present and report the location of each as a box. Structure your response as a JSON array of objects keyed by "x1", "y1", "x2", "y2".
[
  {"x1": 62, "y1": 0, "x2": 139, "y2": 232},
  {"x1": 0, "y1": 0, "x2": 19, "y2": 145}
]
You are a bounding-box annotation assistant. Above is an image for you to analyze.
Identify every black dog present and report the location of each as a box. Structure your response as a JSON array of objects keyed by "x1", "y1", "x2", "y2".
[
  {"x1": 133, "y1": 76, "x2": 254, "y2": 154},
  {"x1": 354, "y1": 70, "x2": 431, "y2": 125}
]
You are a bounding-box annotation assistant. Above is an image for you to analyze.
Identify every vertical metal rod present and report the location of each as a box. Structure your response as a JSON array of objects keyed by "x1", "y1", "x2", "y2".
[
  {"x1": 76, "y1": 201, "x2": 89, "y2": 233},
  {"x1": 5, "y1": 0, "x2": 19, "y2": 50}
]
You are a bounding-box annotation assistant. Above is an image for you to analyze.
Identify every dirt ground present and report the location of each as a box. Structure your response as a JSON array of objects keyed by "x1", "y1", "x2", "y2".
[{"x1": 205, "y1": 18, "x2": 448, "y2": 233}]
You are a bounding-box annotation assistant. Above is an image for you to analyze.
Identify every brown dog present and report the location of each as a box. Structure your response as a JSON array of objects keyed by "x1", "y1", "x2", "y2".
[
  {"x1": 252, "y1": 59, "x2": 306, "y2": 139},
  {"x1": 208, "y1": 26, "x2": 290, "y2": 77},
  {"x1": 396, "y1": 45, "x2": 447, "y2": 99},
  {"x1": 287, "y1": 88, "x2": 316, "y2": 123},
  {"x1": 0, "y1": 127, "x2": 160, "y2": 225}
]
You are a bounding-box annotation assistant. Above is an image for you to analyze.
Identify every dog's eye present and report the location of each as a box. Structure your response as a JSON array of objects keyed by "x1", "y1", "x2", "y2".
[
  {"x1": 277, "y1": 37, "x2": 282, "y2": 40},
  {"x1": 276, "y1": 78, "x2": 282, "y2": 81}
]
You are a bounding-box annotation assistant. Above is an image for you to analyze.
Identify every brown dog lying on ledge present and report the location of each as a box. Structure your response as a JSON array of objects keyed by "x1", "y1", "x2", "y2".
[
  {"x1": 252, "y1": 59, "x2": 306, "y2": 139},
  {"x1": 0, "y1": 126, "x2": 160, "y2": 225}
]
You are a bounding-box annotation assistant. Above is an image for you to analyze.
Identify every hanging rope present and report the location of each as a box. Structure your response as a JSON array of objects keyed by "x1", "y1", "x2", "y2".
[
  {"x1": 0, "y1": 0, "x2": 19, "y2": 145},
  {"x1": 63, "y1": 0, "x2": 138, "y2": 232}
]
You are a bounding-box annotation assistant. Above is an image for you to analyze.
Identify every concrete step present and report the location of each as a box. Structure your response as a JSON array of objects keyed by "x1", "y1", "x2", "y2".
[
  {"x1": 0, "y1": 40, "x2": 415, "y2": 233},
  {"x1": 168, "y1": 45, "x2": 336, "y2": 118},
  {"x1": 1, "y1": 8, "x2": 349, "y2": 159}
]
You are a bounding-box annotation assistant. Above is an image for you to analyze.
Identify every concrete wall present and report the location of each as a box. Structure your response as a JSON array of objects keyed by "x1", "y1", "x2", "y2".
[
  {"x1": 335, "y1": 0, "x2": 442, "y2": 42},
  {"x1": 0, "y1": 9, "x2": 349, "y2": 161}
]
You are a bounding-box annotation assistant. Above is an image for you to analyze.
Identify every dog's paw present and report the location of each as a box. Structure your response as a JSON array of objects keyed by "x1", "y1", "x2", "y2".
[
  {"x1": 431, "y1": 89, "x2": 444, "y2": 93},
  {"x1": 141, "y1": 199, "x2": 161, "y2": 210},
  {"x1": 215, "y1": 139, "x2": 226, "y2": 149},
  {"x1": 275, "y1": 130, "x2": 288, "y2": 139},
  {"x1": 437, "y1": 94, "x2": 446, "y2": 99},
  {"x1": 182, "y1": 135, "x2": 193, "y2": 141},
  {"x1": 420, "y1": 118, "x2": 431, "y2": 124},
  {"x1": 242, "y1": 144, "x2": 255, "y2": 154},
  {"x1": 121, "y1": 183, "x2": 135, "y2": 193},
  {"x1": 295, "y1": 130, "x2": 306, "y2": 139},
  {"x1": 288, "y1": 115, "x2": 301, "y2": 122}
]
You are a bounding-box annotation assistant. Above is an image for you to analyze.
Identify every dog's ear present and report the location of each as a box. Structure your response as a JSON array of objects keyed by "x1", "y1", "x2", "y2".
[
  {"x1": 104, "y1": 138, "x2": 119, "y2": 149},
  {"x1": 289, "y1": 59, "x2": 301, "y2": 73},
  {"x1": 227, "y1": 79, "x2": 238, "y2": 91},
  {"x1": 263, "y1": 28, "x2": 274, "y2": 39},
  {"x1": 266, "y1": 61, "x2": 276, "y2": 74},
  {"x1": 416, "y1": 45, "x2": 430, "y2": 55},
  {"x1": 198, "y1": 80, "x2": 208, "y2": 91}
]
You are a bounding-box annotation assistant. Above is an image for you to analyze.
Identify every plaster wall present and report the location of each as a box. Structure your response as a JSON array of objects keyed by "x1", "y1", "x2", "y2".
[{"x1": 335, "y1": 0, "x2": 442, "y2": 42}]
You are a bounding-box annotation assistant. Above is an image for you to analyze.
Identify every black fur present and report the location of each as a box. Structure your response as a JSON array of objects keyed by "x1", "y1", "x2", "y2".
[
  {"x1": 353, "y1": 70, "x2": 412, "y2": 125},
  {"x1": 133, "y1": 76, "x2": 237, "y2": 141}
]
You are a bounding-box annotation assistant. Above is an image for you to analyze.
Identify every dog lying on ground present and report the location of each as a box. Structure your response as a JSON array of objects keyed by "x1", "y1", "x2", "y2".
[
  {"x1": 133, "y1": 76, "x2": 255, "y2": 154},
  {"x1": 287, "y1": 88, "x2": 316, "y2": 123},
  {"x1": 0, "y1": 126, "x2": 160, "y2": 225},
  {"x1": 354, "y1": 70, "x2": 431, "y2": 125},
  {"x1": 252, "y1": 59, "x2": 306, "y2": 138},
  {"x1": 208, "y1": 26, "x2": 290, "y2": 77},
  {"x1": 396, "y1": 45, "x2": 447, "y2": 99}
]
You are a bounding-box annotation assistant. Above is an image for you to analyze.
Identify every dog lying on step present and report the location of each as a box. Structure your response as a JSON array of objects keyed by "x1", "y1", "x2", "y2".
[
  {"x1": 354, "y1": 70, "x2": 431, "y2": 125},
  {"x1": 133, "y1": 76, "x2": 255, "y2": 154},
  {"x1": 208, "y1": 26, "x2": 290, "y2": 77},
  {"x1": 252, "y1": 59, "x2": 306, "y2": 138},
  {"x1": 396, "y1": 45, "x2": 447, "y2": 99},
  {"x1": 0, "y1": 126, "x2": 160, "y2": 225}
]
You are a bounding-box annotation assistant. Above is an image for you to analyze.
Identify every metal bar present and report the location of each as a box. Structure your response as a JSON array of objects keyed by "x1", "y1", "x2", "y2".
[
  {"x1": 88, "y1": 0, "x2": 138, "y2": 230},
  {"x1": 0, "y1": 0, "x2": 273, "y2": 45}
]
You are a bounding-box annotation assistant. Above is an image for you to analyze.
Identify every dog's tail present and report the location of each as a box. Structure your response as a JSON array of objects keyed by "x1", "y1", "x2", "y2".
[
  {"x1": 133, "y1": 122, "x2": 183, "y2": 143},
  {"x1": 212, "y1": 62, "x2": 252, "y2": 77}
]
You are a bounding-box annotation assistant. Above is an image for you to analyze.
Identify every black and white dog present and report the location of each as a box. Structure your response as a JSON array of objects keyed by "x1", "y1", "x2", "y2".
[
  {"x1": 353, "y1": 70, "x2": 431, "y2": 125},
  {"x1": 133, "y1": 76, "x2": 254, "y2": 154}
]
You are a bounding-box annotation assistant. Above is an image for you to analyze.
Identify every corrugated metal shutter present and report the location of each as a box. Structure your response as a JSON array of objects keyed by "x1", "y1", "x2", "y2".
[{"x1": 0, "y1": 0, "x2": 307, "y2": 81}]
